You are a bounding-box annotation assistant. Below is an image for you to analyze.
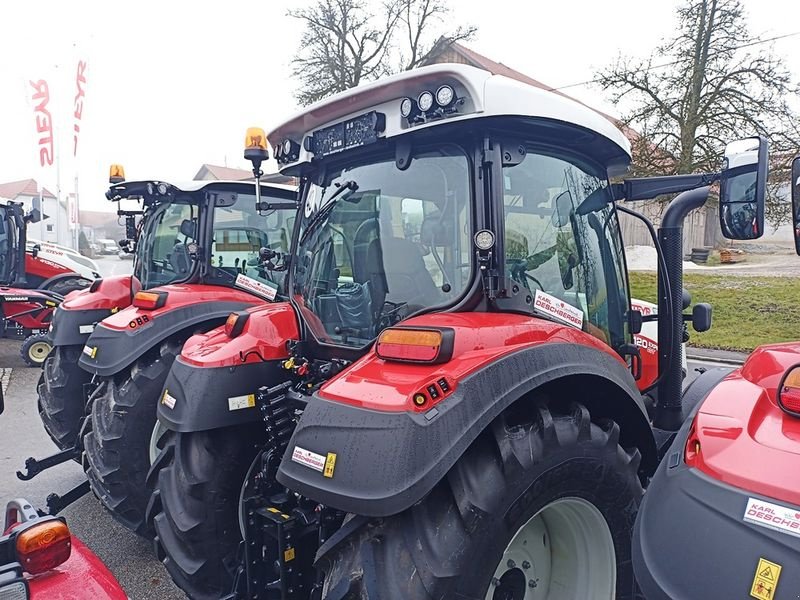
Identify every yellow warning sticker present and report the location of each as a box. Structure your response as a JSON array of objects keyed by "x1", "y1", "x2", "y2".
[
  {"x1": 323, "y1": 452, "x2": 337, "y2": 478},
  {"x1": 284, "y1": 547, "x2": 296, "y2": 562},
  {"x1": 751, "y1": 557, "x2": 781, "y2": 600}
]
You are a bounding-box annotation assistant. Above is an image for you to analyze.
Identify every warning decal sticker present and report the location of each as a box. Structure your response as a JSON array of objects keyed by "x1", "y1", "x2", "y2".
[
  {"x1": 228, "y1": 394, "x2": 256, "y2": 411},
  {"x1": 750, "y1": 557, "x2": 781, "y2": 600},
  {"x1": 743, "y1": 497, "x2": 800, "y2": 539},
  {"x1": 533, "y1": 289, "x2": 584, "y2": 329}
]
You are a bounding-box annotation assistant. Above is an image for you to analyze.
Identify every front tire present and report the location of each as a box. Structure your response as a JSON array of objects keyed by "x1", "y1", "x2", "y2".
[
  {"x1": 322, "y1": 401, "x2": 644, "y2": 600},
  {"x1": 149, "y1": 425, "x2": 262, "y2": 600},
  {"x1": 83, "y1": 339, "x2": 182, "y2": 537},
  {"x1": 21, "y1": 333, "x2": 53, "y2": 367}
]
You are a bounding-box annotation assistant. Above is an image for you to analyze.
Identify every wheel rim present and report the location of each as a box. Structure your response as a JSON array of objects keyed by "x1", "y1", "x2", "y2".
[
  {"x1": 486, "y1": 497, "x2": 616, "y2": 600},
  {"x1": 28, "y1": 341, "x2": 51, "y2": 363},
  {"x1": 148, "y1": 421, "x2": 169, "y2": 465}
]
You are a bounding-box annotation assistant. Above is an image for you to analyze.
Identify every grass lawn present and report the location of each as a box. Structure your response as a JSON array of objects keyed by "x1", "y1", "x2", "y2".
[{"x1": 629, "y1": 272, "x2": 800, "y2": 352}]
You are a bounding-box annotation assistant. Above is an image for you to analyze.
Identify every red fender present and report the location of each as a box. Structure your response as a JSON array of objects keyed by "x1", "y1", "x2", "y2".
[
  {"x1": 319, "y1": 312, "x2": 627, "y2": 413},
  {"x1": 686, "y1": 341, "x2": 800, "y2": 506},
  {"x1": 60, "y1": 275, "x2": 141, "y2": 312}
]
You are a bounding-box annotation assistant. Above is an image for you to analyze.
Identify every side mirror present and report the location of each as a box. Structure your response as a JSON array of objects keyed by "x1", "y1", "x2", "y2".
[
  {"x1": 719, "y1": 136, "x2": 767, "y2": 240},
  {"x1": 691, "y1": 303, "x2": 712, "y2": 333},
  {"x1": 31, "y1": 244, "x2": 40, "y2": 258},
  {"x1": 27, "y1": 208, "x2": 42, "y2": 224},
  {"x1": 791, "y1": 156, "x2": 800, "y2": 256},
  {"x1": 777, "y1": 364, "x2": 800, "y2": 416}
]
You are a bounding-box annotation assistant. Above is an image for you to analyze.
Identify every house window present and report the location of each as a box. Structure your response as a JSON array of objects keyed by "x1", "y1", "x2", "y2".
[{"x1": 46, "y1": 224, "x2": 54, "y2": 232}]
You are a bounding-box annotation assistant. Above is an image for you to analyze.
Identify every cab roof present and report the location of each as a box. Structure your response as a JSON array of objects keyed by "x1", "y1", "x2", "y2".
[{"x1": 269, "y1": 63, "x2": 631, "y2": 176}]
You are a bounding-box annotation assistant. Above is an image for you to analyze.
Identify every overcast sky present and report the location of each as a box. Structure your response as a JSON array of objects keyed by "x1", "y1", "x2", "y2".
[{"x1": 1, "y1": 0, "x2": 798, "y2": 212}]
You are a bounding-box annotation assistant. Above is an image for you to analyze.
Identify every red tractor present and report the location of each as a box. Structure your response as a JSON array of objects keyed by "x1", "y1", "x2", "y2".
[
  {"x1": 144, "y1": 64, "x2": 766, "y2": 599},
  {"x1": 24, "y1": 176, "x2": 296, "y2": 536},
  {"x1": 0, "y1": 200, "x2": 95, "y2": 367},
  {"x1": 632, "y1": 154, "x2": 800, "y2": 598}
]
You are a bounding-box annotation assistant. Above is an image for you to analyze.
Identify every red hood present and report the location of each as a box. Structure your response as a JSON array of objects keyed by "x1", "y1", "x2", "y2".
[
  {"x1": 60, "y1": 275, "x2": 141, "y2": 311},
  {"x1": 690, "y1": 342, "x2": 800, "y2": 505},
  {"x1": 179, "y1": 302, "x2": 299, "y2": 367},
  {"x1": 99, "y1": 283, "x2": 262, "y2": 331}
]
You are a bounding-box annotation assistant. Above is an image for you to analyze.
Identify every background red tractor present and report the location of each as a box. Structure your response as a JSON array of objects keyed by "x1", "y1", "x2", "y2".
[
  {"x1": 632, "y1": 154, "x2": 800, "y2": 599},
  {"x1": 144, "y1": 64, "x2": 766, "y2": 599}
]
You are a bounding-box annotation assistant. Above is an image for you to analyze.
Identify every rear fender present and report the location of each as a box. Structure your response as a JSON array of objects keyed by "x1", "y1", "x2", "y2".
[
  {"x1": 157, "y1": 302, "x2": 299, "y2": 432},
  {"x1": 277, "y1": 341, "x2": 656, "y2": 518},
  {"x1": 78, "y1": 285, "x2": 263, "y2": 376},
  {"x1": 50, "y1": 276, "x2": 141, "y2": 347}
]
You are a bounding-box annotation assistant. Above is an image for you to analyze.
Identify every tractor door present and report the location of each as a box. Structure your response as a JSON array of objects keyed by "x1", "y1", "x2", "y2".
[
  {"x1": 0, "y1": 205, "x2": 13, "y2": 285},
  {"x1": 501, "y1": 146, "x2": 630, "y2": 351}
]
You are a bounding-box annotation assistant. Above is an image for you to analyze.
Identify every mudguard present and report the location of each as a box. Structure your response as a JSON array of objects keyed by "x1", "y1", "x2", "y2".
[
  {"x1": 39, "y1": 272, "x2": 92, "y2": 291},
  {"x1": 157, "y1": 302, "x2": 299, "y2": 432},
  {"x1": 49, "y1": 276, "x2": 140, "y2": 347},
  {"x1": 79, "y1": 284, "x2": 261, "y2": 377},
  {"x1": 277, "y1": 315, "x2": 656, "y2": 517}
]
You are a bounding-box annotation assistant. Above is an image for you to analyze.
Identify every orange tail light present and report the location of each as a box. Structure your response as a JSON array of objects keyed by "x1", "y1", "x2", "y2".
[
  {"x1": 133, "y1": 290, "x2": 168, "y2": 310},
  {"x1": 375, "y1": 327, "x2": 454, "y2": 364},
  {"x1": 15, "y1": 519, "x2": 71, "y2": 574}
]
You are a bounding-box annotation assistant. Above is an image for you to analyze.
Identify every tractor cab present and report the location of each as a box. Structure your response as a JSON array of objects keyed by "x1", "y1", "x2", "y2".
[
  {"x1": 106, "y1": 179, "x2": 296, "y2": 296},
  {"x1": 0, "y1": 200, "x2": 41, "y2": 287}
]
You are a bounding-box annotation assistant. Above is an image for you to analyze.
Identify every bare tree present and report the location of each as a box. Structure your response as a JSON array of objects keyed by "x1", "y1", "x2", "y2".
[
  {"x1": 290, "y1": 0, "x2": 475, "y2": 106},
  {"x1": 596, "y1": 0, "x2": 800, "y2": 225}
]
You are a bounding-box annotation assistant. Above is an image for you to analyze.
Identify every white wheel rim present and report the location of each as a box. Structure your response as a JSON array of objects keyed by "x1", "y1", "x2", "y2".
[
  {"x1": 28, "y1": 341, "x2": 51, "y2": 362},
  {"x1": 485, "y1": 497, "x2": 616, "y2": 600},
  {"x1": 149, "y1": 421, "x2": 169, "y2": 465}
]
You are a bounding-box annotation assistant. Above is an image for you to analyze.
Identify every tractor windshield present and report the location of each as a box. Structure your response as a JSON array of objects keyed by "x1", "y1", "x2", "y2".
[
  {"x1": 135, "y1": 200, "x2": 199, "y2": 289},
  {"x1": 502, "y1": 148, "x2": 629, "y2": 348},
  {"x1": 293, "y1": 145, "x2": 471, "y2": 348}
]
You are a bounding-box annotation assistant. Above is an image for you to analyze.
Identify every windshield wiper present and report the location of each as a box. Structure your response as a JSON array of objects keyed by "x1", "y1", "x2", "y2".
[{"x1": 299, "y1": 180, "x2": 359, "y2": 245}]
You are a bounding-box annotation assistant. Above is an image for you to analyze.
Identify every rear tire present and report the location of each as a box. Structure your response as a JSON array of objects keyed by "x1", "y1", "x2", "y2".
[
  {"x1": 21, "y1": 333, "x2": 52, "y2": 367},
  {"x1": 37, "y1": 345, "x2": 91, "y2": 449},
  {"x1": 83, "y1": 339, "x2": 182, "y2": 537},
  {"x1": 321, "y1": 401, "x2": 645, "y2": 600},
  {"x1": 45, "y1": 277, "x2": 91, "y2": 296},
  {"x1": 149, "y1": 425, "x2": 262, "y2": 600}
]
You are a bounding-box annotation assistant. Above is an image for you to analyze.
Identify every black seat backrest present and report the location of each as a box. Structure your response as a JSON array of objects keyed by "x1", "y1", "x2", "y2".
[{"x1": 364, "y1": 237, "x2": 438, "y2": 311}]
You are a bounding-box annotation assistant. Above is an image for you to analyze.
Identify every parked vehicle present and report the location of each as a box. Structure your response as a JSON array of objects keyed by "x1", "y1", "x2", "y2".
[
  {"x1": 146, "y1": 64, "x2": 765, "y2": 599},
  {"x1": 26, "y1": 170, "x2": 297, "y2": 539},
  {"x1": 97, "y1": 239, "x2": 119, "y2": 255},
  {"x1": 633, "y1": 151, "x2": 798, "y2": 599}
]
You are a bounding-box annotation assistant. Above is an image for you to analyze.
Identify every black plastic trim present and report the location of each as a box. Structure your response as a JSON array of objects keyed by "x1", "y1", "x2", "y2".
[
  {"x1": 276, "y1": 342, "x2": 656, "y2": 517},
  {"x1": 49, "y1": 306, "x2": 112, "y2": 347},
  {"x1": 157, "y1": 357, "x2": 288, "y2": 432},
  {"x1": 78, "y1": 300, "x2": 255, "y2": 376}
]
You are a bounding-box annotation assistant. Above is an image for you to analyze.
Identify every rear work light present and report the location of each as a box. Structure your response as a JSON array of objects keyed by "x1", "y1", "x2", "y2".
[
  {"x1": 777, "y1": 363, "x2": 800, "y2": 417},
  {"x1": 224, "y1": 311, "x2": 250, "y2": 338},
  {"x1": 375, "y1": 327, "x2": 454, "y2": 364},
  {"x1": 133, "y1": 290, "x2": 168, "y2": 310},
  {"x1": 15, "y1": 519, "x2": 71, "y2": 575}
]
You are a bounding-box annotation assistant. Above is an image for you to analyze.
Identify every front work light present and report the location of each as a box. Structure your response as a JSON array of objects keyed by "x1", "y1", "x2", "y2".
[
  {"x1": 435, "y1": 85, "x2": 455, "y2": 107},
  {"x1": 375, "y1": 327, "x2": 454, "y2": 364},
  {"x1": 417, "y1": 90, "x2": 434, "y2": 112},
  {"x1": 474, "y1": 229, "x2": 495, "y2": 251},
  {"x1": 400, "y1": 97, "x2": 414, "y2": 118}
]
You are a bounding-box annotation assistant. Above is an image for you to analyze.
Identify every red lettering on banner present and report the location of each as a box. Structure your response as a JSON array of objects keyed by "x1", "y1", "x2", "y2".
[
  {"x1": 73, "y1": 61, "x2": 87, "y2": 157},
  {"x1": 30, "y1": 80, "x2": 54, "y2": 167}
]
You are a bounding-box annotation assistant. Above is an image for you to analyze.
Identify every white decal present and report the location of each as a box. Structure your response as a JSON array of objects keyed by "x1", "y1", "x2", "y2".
[
  {"x1": 634, "y1": 334, "x2": 658, "y2": 356},
  {"x1": 79, "y1": 324, "x2": 94, "y2": 334},
  {"x1": 161, "y1": 390, "x2": 177, "y2": 409},
  {"x1": 743, "y1": 497, "x2": 800, "y2": 539},
  {"x1": 235, "y1": 273, "x2": 278, "y2": 301},
  {"x1": 228, "y1": 394, "x2": 255, "y2": 411},
  {"x1": 291, "y1": 446, "x2": 326, "y2": 473},
  {"x1": 631, "y1": 299, "x2": 657, "y2": 316},
  {"x1": 533, "y1": 290, "x2": 584, "y2": 329},
  {"x1": 82, "y1": 345, "x2": 96, "y2": 358}
]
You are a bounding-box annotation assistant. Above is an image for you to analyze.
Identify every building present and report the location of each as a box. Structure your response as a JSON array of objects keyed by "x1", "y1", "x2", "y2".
[{"x1": 0, "y1": 179, "x2": 71, "y2": 246}]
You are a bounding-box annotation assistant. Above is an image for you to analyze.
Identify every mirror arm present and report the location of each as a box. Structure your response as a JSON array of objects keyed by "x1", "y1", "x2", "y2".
[{"x1": 622, "y1": 173, "x2": 720, "y2": 201}]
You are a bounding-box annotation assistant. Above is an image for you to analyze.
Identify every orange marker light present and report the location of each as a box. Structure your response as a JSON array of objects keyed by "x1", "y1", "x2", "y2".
[
  {"x1": 133, "y1": 290, "x2": 168, "y2": 310},
  {"x1": 109, "y1": 164, "x2": 125, "y2": 184},
  {"x1": 15, "y1": 519, "x2": 71, "y2": 574},
  {"x1": 224, "y1": 311, "x2": 250, "y2": 338},
  {"x1": 375, "y1": 328, "x2": 454, "y2": 364},
  {"x1": 778, "y1": 365, "x2": 800, "y2": 415}
]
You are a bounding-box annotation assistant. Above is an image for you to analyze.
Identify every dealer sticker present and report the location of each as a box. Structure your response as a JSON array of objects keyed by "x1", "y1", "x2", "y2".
[
  {"x1": 228, "y1": 394, "x2": 256, "y2": 411},
  {"x1": 533, "y1": 290, "x2": 584, "y2": 329},
  {"x1": 161, "y1": 389, "x2": 177, "y2": 409},
  {"x1": 79, "y1": 324, "x2": 95, "y2": 334},
  {"x1": 234, "y1": 274, "x2": 278, "y2": 301},
  {"x1": 82, "y1": 345, "x2": 97, "y2": 358},
  {"x1": 743, "y1": 497, "x2": 800, "y2": 539},
  {"x1": 291, "y1": 446, "x2": 327, "y2": 473}
]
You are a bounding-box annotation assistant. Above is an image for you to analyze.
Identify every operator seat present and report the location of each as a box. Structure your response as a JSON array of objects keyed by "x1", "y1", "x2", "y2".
[{"x1": 364, "y1": 235, "x2": 439, "y2": 315}]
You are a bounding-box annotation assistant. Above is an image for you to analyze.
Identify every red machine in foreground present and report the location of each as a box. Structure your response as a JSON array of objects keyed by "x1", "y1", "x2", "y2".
[{"x1": 633, "y1": 157, "x2": 800, "y2": 599}]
